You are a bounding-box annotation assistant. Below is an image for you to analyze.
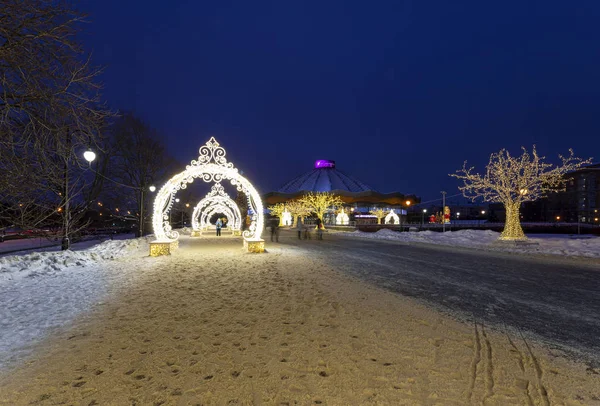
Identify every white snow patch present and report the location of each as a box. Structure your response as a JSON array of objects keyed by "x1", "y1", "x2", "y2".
[
  {"x1": 0, "y1": 238, "x2": 144, "y2": 282},
  {"x1": 0, "y1": 237, "x2": 149, "y2": 370},
  {"x1": 338, "y1": 229, "x2": 600, "y2": 258}
]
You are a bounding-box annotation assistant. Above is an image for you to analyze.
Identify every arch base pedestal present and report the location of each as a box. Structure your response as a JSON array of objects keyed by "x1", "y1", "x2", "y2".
[
  {"x1": 149, "y1": 240, "x2": 179, "y2": 257},
  {"x1": 191, "y1": 230, "x2": 202, "y2": 237},
  {"x1": 243, "y1": 238, "x2": 265, "y2": 253}
]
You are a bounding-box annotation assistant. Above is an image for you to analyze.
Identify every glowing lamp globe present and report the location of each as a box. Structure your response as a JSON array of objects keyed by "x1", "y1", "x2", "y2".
[
  {"x1": 149, "y1": 186, "x2": 156, "y2": 192},
  {"x1": 83, "y1": 150, "x2": 96, "y2": 163}
]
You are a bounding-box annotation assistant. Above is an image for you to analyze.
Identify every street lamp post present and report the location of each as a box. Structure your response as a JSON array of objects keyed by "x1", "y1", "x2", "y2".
[{"x1": 83, "y1": 151, "x2": 155, "y2": 238}]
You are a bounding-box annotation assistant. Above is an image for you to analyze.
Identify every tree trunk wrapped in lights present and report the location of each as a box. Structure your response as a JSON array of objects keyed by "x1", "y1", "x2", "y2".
[
  {"x1": 451, "y1": 146, "x2": 591, "y2": 241},
  {"x1": 370, "y1": 208, "x2": 387, "y2": 225},
  {"x1": 285, "y1": 199, "x2": 311, "y2": 226},
  {"x1": 267, "y1": 203, "x2": 286, "y2": 226},
  {"x1": 503, "y1": 201, "x2": 525, "y2": 240},
  {"x1": 300, "y1": 192, "x2": 343, "y2": 229}
]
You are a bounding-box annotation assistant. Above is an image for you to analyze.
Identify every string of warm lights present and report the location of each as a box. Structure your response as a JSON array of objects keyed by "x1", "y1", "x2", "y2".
[
  {"x1": 284, "y1": 200, "x2": 311, "y2": 225},
  {"x1": 369, "y1": 208, "x2": 387, "y2": 225},
  {"x1": 451, "y1": 146, "x2": 592, "y2": 240},
  {"x1": 385, "y1": 209, "x2": 400, "y2": 225},
  {"x1": 300, "y1": 192, "x2": 343, "y2": 229},
  {"x1": 152, "y1": 137, "x2": 264, "y2": 243},
  {"x1": 191, "y1": 183, "x2": 242, "y2": 232},
  {"x1": 200, "y1": 204, "x2": 235, "y2": 229},
  {"x1": 267, "y1": 203, "x2": 286, "y2": 226}
]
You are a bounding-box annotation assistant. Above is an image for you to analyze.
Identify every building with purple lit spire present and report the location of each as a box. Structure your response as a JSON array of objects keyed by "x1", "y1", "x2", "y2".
[{"x1": 264, "y1": 160, "x2": 420, "y2": 225}]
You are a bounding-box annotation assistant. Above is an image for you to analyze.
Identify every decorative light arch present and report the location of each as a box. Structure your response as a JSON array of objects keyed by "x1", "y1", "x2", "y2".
[
  {"x1": 281, "y1": 209, "x2": 292, "y2": 226},
  {"x1": 200, "y1": 204, "x2": 235, "y2": 229},
  {"x1": 385, "y1": 209, "x2": 399, "y2": 225},
  {"x1": 152, "y1": 137, "x2": 264, "y2": 244},
  {"x1": 336, "y1": 209, "x2": 349, "y2": 225},
  {"x1": 191, "y1": 183, "x2": 242, "y2": 232}
]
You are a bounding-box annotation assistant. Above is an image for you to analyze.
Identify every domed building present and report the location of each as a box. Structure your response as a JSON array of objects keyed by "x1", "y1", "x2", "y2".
[
  {"x1": 264, "y1": 160, "x2": 420, "y2": 225},
  {"x1": 278, "y1": 159, "x2": 373, "y2": 194}
]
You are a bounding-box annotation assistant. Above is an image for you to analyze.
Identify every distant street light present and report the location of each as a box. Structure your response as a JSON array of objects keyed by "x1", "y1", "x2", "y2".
[
  {"x1": 175, "y1": 198, "x2": 180, "y2": 203},
  {"x1": 400, "y1": 200, "x2": 411, "y2": 231},
  {"x1": 149, "y1": 185, "x2": 156, "y2": 192}
]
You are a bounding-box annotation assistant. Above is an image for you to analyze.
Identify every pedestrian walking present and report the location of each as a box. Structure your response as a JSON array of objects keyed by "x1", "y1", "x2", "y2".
[
  {"x1": 316, "y1": 218, "x2": 323, "y2": 240},
  {"x1": 216, "y1": 218, "x2": 222, "y2": 236},
  {"x1": 296, "y1": 217, "x2": 303, "y2": 239},
  {"x1": 317, "y1": 218, "x2": 323, "y2": 240},
  {"x1": 270, "y1": 217, "x2": 280, "y2": 242},
  {"x1": 303, "y1": 224, "x2": 311, "y2": 240}
]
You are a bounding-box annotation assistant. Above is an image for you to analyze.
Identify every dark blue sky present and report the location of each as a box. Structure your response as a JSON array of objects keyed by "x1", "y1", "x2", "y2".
[{"x1": 80, "y1": 0, "x2": 600, "y2": 201}]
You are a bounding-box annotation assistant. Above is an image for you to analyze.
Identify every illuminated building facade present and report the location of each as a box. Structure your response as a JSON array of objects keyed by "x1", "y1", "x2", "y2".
[{"x1": 264, "y1": 160, "x2": 420, "y2": 225}]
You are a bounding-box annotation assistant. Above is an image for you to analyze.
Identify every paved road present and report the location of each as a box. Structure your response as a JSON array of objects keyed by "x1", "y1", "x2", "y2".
[{"x1": 277, "y1": 231, "x2": 600, "y2": 365}]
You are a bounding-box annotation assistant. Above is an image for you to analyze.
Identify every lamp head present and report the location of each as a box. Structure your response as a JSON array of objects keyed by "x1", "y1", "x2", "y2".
[{"x1": 83, "y1": 150, "x2": 96, "y2": 163}]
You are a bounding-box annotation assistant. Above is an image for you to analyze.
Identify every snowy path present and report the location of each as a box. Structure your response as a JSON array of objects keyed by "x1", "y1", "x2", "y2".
[
  {"x1": 0, "y1": 235, "x2": 599, "y2": 404},
  {"x1": 289, "y1": 231, "x2": 600, "y2": 365}
]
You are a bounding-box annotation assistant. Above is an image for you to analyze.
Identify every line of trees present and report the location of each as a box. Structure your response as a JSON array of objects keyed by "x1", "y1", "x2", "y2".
[
  {"x1": 0, "y1": 1, "x2": 176, "y2": 247},
  {"x1": 268, "y1": 192, "x2": 343, "y2": 228}
]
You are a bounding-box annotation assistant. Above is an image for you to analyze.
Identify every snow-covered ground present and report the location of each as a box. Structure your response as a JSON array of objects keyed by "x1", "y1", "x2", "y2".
[
  {"x1": 1, "y1": 235, "x2": 599, "y2": 404},
  {"x1": 0, "y1": 237, "x2": 149, "y2": 370},
  {"x1": 336, "y1": 229, "x2": 600, "y2": 258},
  {"x1": 0, "y1": 233, "x2": 135, "y2": 256}
]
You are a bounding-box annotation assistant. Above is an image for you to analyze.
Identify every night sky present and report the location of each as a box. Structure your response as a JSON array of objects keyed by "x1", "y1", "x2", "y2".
[{"x1": 80, "y1": 0, "x2": 600, "y2": 201}]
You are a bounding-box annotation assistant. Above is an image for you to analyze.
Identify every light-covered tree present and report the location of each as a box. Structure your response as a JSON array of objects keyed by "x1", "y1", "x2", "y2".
[
  {"x1": 451, "y1": 146, "x2": 592, "y2": 240},
  {"x1": 300, "y1": 192, "x2": 344, "y2": 228},
  {"x1": 285, "y1": 199, "x2": 311, "y2": 226},
  {"x1": 268, "y1": 203, "x2": 286, "y2": 226},
  {"x1": 370, "y1": 208, "x2": 387, "y2": 225}
]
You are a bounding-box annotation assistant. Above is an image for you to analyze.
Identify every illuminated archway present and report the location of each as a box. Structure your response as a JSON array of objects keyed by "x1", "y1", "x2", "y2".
[
  {"x1": 336, "y1": 209, "x2": 349, "y2": 225},
  {"x1": 152, "y1": 137, "x2": 264, "y2": 244},
  {"x1": 191, "y1": 183, "x2": 242, "y2": 232},
  {"x1": 200, "y1": 204, "x2": 235, "y2": 229},
  {"x1": 385, "y1": 209, "x2": 399, "y2": 225},
  {"x1": 281, "y1": 209, "x2": 292, "y2": 226}
]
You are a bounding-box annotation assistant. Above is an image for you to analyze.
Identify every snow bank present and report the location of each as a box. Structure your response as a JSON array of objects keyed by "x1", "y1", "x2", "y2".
[
  {"x1": 0, "y1": 238, "x2": 145, "y2": 282},
  {"x1": 339, "y1": 229, "x2": 600, "y2": 258}
]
